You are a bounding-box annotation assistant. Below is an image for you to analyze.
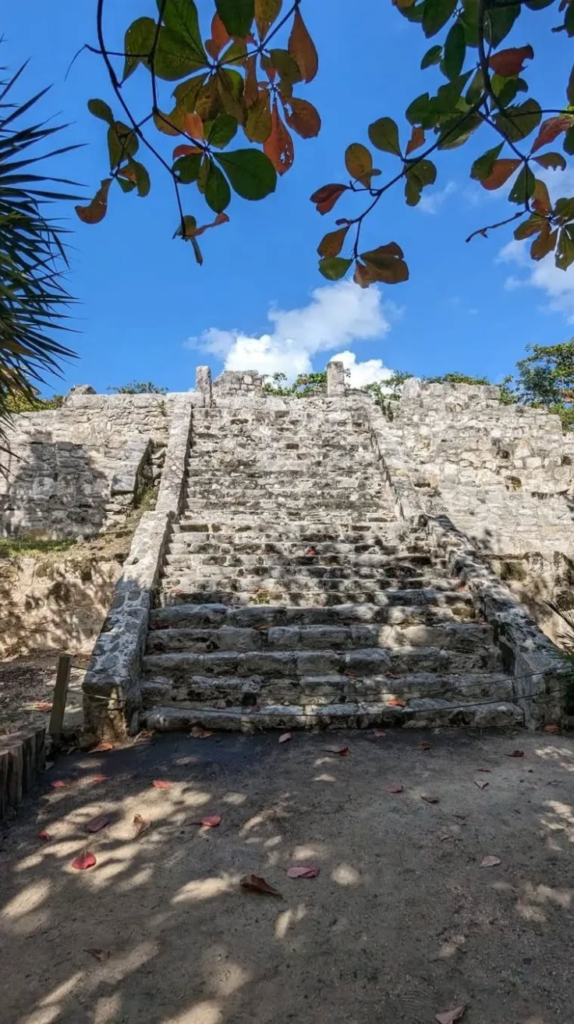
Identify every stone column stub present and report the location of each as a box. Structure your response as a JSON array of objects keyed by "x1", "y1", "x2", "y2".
[
  {"x1": 195, "y1": 366, "x2": 213, "y2": 405},
  {"x1": 327, "y1": 360, "x2": 346, "y2": 397}
]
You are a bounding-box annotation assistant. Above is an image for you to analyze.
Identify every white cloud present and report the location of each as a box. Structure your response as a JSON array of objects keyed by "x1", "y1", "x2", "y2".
[
  {"x1": 329, "y1": 350, "x2": 394, "y2": 387},
  {"x1": 418, "y1": 181, "x2": 457, "y2": 215},
  {"x1": 186, "y1": 280, "x2": 394, "y2": 381},
  {"x1": 499, "y1": 239, "x2": 574, "y2": 323}
]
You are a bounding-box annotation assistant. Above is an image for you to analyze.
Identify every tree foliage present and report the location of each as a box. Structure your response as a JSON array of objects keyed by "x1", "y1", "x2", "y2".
[
  {"x1": 79, "y1": 0, "x2": 574, "y2": 283},
  {"x1": 0, "y1": 63, "x2": 79, "y2": 435},
  {"x1": 108, "y1": 380, "x2": 168, "y2": 393}
]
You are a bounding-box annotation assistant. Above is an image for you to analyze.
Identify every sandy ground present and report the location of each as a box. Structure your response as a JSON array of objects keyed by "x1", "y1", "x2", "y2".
[
  {"x1": 0, "y1": 656, "x2": 84, "y2": 735},
  {"x1": 1, "y1": 728, "x2": 574, "y2": 1024}
]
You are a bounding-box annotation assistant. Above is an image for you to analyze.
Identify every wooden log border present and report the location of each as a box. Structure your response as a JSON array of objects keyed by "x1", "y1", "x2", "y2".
[{"x1": 0, "y1": 726, "x2": 46, "y2": 819}]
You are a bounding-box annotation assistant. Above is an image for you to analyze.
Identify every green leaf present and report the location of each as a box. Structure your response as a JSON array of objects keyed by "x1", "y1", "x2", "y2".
[
  {"x1": 217, "y1": 69, "x2": 245, "y2": 121},
  {"x1": 494, "y1": 76, "x2": 528, "y2": 108},
  {"x1": 360, "y1": 243, "x2": 409, "y2": 284},
  {"x1": 154, "y1": 26, "x2": 207, "y2": 81},
  {"x1": 88, "y1": 99, "x2": 113, "y2": 125},
  {"x1": 368, "y1": 117, "x2": 401, "y2": 157},
  {"x1": 205, "y1": 161, "x2": 231, "y2": 213},
  {"x1": 422, "y1": 0, "x2": 457, "y2": 38},
  {"x1": 173, "y1": 152, "x2": 202, "y2": 183},
  {"x1": 318, "y1": 257, "x2": 352, "y2": 281},
  {"x1": 568, "y1": 63, "x2": 574, "y2": 106},
  {"x1": 123, "y1": 17, "x2": 155, "y2": 81},
  {"x1": 158, "y1": 0, "x2": 206, "y2": 63},
  {"x1": 466, "y1": 69, "x2": 484, "y2": 104},
  {"x1": 267, "y1": 49, "x2": 302, "y2": 85},
  {"x1": 129, "y1": 159, "x2": 151, "y2": 197},
  {"x1": 553, "y1": 197, "x2": 574, "y2": 220},
  {"x1": 255, "y1": 0, "x2": 283, "y2": 39},
  {"x1": 565, "y1": 0, "x2": 574, "y2": 34},
  {"x1": 345, "y1": 143, "x2": 374, "y2": 185},
  {"x1": 117, "y1": 175, "x2": 136, "y2": 194},
  {"x1": 534, "y1": 151, "x2": 567, "y2": 171},
  {"x1": 173, "y1": 74, "x2": 208, "y2": 110},
  {"x1": 485, "y1": 2, "x2": 520, "y2": 47},
  {"x1": 404, "y1": 159, "x2": 437, "y2": 205},
  {"x1": 495, "y1": 99, "x2": 541, "y2": 142},
  {"x1": 471, "y1": 142, "x2": 504, "y2": 181},
  {"x1": 215, "y1": 0, "x2": 254, "y2": 37},
  {"x1": 509, "y1": 165, "x2": 535, "y2": 204},
  {"x1": 206, "y1": 113, "x2": 238, "y2": 148},
  {"x1": 437, "y1": 111, "x2": 481, "y2": 149},
  {"x1": 442, "y1": 21, "x2": 466, "y2": 80},
  {"x1": 214, "y1": 148, "x2": 276, "y2": 200},
  {"x1": 435, "y1": 71, "x2": 472, "y2": 112},
  {"x1": 460, "y1": 0, "x2": 479, "y2": 46},
  {"x1": 244, "y1": 93, "x2": 272, "y2": 142},
  {"x1": 514, "y1": 213, "x2": 547, "y2": 240},
  {"x1": 107, "y1": 122, "x2": 138, "y2": 170},
  {"x1": 421, "y1": 45, "x2": 442, "y2": 69},
  {"x1": 406, "y1": 93, "x2": 434, "y2": 126},
  {"x1": 556, "y1": 226, "x2": 574, "y2": 270},
  {"x1": 564, "y1": 126, "x2": 574, "y2": 155}
]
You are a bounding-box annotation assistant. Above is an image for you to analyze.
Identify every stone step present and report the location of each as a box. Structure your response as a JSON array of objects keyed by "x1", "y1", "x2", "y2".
[
  {"x1": 175, "y1": 522, "x2": 403, "y2": 539},
  {"x1": 146, "y1": 620, "x2": 493, "y2": 655},
  {"x1": 161, "y1": 557, "x2": 436, "y2": 578},
  {"x1": 180, "y1": 511, "x2": 398, "y2": 524},
  {"x1": 160, "y1": 571, "x2": 440, "y2": 592},
  {"x1": 149, "y1": 594, "x2": 476, "y2": 630},
  {"x1": 142, "y1": 641, "x2": 502, "y2": 680},
  {"x1": 158, "y1": 585, "x2": 472, "y2": 609},
  {"x1": 166, "y1": 537, "x2": 412, "y2": 555},
  {"x1": 140, "y1": 668, "x2": 511, "y2": 709},
  {"x1": 144, "y1": 699, "x2": 524, "y2": 732}
]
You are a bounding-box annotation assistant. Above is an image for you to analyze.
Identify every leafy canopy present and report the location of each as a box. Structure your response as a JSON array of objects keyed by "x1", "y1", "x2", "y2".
[{"x1": 79, "y1": 0, "x2": 574, "y2": 284}]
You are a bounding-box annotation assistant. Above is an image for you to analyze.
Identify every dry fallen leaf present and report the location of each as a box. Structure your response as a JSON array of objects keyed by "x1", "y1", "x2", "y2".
[
  {"x1": 480, "y1": 855, "x2": 501, "y2": 868},
  {"x1": 85, "y1": 948, "x2": 110, "y2": 962},
  {"x1": 88, "y1": 774, "x2": 109, "y2": 784},
  {"x1": 324, "y1": 746, "x2": 350, "y2": 757},
  {"x1": 35, "y1": 702, "x2": 53, "y2": 713},
  {"x1": 190, "y1": 726, "x2": 214, "y2": 739},
  {"x1": 90, "y1": 741, "x2": 115, "y2": 753},
  {"x1": 135, "y1": 729, "x2": 155, "y2": 743},
  {"x1": 286, "y1": 865, "x2": 320, "y2": 879},
  {"x1": 474, "y1": 779, "x2": 489, "y2": 790},
  {"x1": 387, "y1": 698, "x2": 406, "y2": 707},
  {"x1": 240, "y1": 874, "x2": 282, "y2": 897},
  {"x1": 133, "y1": 814, "x2": 152, "y2": 839},
  {"x1": 72, "y1": 849, "x2": 97, "y2": 870},
  {"x1": 85, "y1": 816, "x2": 110, "y2": 834},
  {"x1": 50, "y1": 779, "x2": 68, "y2": 789},
  {"x1": 38, "y1": 829, "x2": 52, "y2": 842},
  {"x1": 418, "y1": 742, "x2": 432, "y2": 751},
  {"x1": 303, "y1": 546, "x2": 316, "y2": 556},
  {"x1": 385, "y1": 784, "x2": 404, "y2": 794},
  {"x1": 373, "y1": 730, "x2": 387, "y2": 738},
  {"x1": 422, "y1": 794, "x2": 440, "y2": 804},
  {"x1": 435, "y1": 1007, "x2": 466, "y2": 1024},
  {"x1": 192, "y1": 815, "x2": 222, "y2": 828},
  {"x1": 476, "y1": 767, "x2": 491, "y2": 773},
  {"x1": 507, "y1": 749, "x2": 525, "y2": 758},
  {"x1": 152, "y1": 780, "x2": 172, "y2": 789},
  {"x1": 279, "y1": 732, "x2": 292, "y2": 744},
  {"x1": 543, "y1": 724, "x2": 560, "y2": 734}
]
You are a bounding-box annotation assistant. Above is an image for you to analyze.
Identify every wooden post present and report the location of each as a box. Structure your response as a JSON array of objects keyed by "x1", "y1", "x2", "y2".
[{"x1": 49, "y1": 655, "x2": 71, "y2": 744}]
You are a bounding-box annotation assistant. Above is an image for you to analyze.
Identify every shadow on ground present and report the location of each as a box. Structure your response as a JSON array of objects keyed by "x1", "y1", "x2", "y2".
[{"x1": 1, "y1": 729, "x2": 574, "y2": 1024}]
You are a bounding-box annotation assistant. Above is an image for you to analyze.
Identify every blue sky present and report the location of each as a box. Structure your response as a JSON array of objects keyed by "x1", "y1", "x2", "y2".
[{"x1": 4, "y1": 0, "x2": 574, "y2": 394}]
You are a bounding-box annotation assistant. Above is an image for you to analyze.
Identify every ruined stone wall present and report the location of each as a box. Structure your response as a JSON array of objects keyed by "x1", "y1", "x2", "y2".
[{"x1": 212, "y1": 370, "x2": 266, "y2": 397}]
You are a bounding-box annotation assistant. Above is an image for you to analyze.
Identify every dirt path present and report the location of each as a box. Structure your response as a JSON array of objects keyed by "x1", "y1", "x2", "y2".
[{"x1": 1, "y1": 728, "x2": 573, "y2": 1024}]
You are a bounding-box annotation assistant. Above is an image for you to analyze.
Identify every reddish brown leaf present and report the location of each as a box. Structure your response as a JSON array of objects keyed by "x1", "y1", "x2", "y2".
[
  {"x1": 205, "y1": 12, "x2": 230, "y2": 59},
  {"x1": 279, "y1": 732, "x2": 292, "y2": 744},
  {"x1": 317, "y1": 226, "x2": 349, "y2": 259},
  {"x1": 133, "y1": 814, "x2": 152, "y2": 839},
  {"x1": 385, "y1": 784, "x2": 404, "y2": 794},
  {"x1": 532, "y1": 179, "x2": 552, "y2": 215},
  {"x1": 543, "y1": 724, "x2": 560, "y2": 734},
  {"x1": 310, "y1": 183, "x2": 347, "y2": 215},
  {"x1": 284, "y1": 97, "x2": 321, "y2": 139},
  {"x1": 152, "y1": 780, "x2": 172, "y2": 789},
  {"x1": 190, "y1": 726, "x2": 214, "y2": 739},
  {"x1": 35, "y1": 701, "x2": 53, "y2": 713},
  {"x1": 532, "y1": 114, "x2": 574, "y2": 153},
  {"x1": 85, "y1": 816, "x2": 110, "y2": 834},
  {"x1": 90, "y1": 741, "x2": 115, "y2": 753},
  {"x1": 173, "y1": 144, "x2": 203, "y2": 159},
  {"x1": 507, "y1": 749, "x2": 525, "y2": 758},
  {"x1": 474, "y1": 778, "x2": 489, "y2": 790},
  {"x1": 488, "y1": 44, "x2": 534, "y2": 77},
  {"x1": 324, "y1": 746, "x2": 350, "y2": 757},
  {"x1": 88, "y1": 775, "x2": 109, "y2": 785},
  {"x1": 406, "y1": 126, "x2": 425, "y2": 156},
  {"x1": 85, "y1": 948, "x2": 111, "y2": 962},
  {"x1": 387, "y1": 698, "x2": 406, "y2": 707},
  {"x1": 303, "y1": 546, "x2": 316, "y2": 557},
  {"x1": 435, "y1": 1007, "x2": 466, "y2": 1024},
  {"x1": 183, "y1": 112, "x2": 205, "y2": 140},
  {"x1": 76, "y1": 178, "x2": 112, "y2": 225},
  {"x1": 288, "y1": 9, "x2": 318, "y2": 82},
  {"x1": 192, "y1": 815, "x2": 222, "y2": 828},
  {"x1": 354, "y1": 260, "x2": 374, "y2": 288},
  {"x1": 480, "y1": 855, "x2": 501, "y2": 868},
  {"x1": 373, "y1": 730, "x2": 387, "y2": 738},
  {"x1": 264, "y1": 101, "x2": 294, "y2": 176},
  {"x1": 481, "y1": 159, "x2": 520, "y2": 191},
  {"x1": 191, "y1": 212, "x2": 230, "y2": 239},
  {"x1": 345, "y1": 142, "x2": 373, "y2": 187},
  {"x1": 50, "y1": 780, "x2": 68, "y2": 789},
  {"x1": 255, "y1": 0, "x2": 282, "y2": 39},
  {"x1": 38, "y1": 829, "x2": 52, "y2": 842},
  {"x1": 72, "y1": 849, "x2": 97, "y2": 870},
  {"x1": 286, "y1": 865, "x2": 320, "y2": 879},
  {"x1": 240, "y1": 873, "x2": 282, "y2": 897},
  {"x1": 418, "y1": 742, "x2": 432, "y2": 751}
]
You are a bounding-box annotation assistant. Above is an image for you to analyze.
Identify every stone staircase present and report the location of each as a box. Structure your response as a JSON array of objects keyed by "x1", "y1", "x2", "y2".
[{"x1": 139, "y1": 399, "x2": 523, "y2": 731}]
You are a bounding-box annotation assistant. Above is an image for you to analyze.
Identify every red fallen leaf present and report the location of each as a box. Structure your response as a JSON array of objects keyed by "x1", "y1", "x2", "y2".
[
  {"x1": 543, "y1": 724, "x2": 560, "y2": 734},
  {"x1": 507, "y1": 749, "x2": 525, "y2": 758},
  {"x1": 387, "y1": 698, "x2": 405, "y2": 707},
  {"x1": 190, "y1": 726, "x2": 214, "y2": 739},
  {"x1": 90, "y1": 741, "x2": 115, "y2": 753},
  {"x1": 38, "y1": 829, "x2": 52, "y2": 842},
  {"x1": 435, "y1": 1007, "x2": 466, "y2": 1024},
  {"x1": 72, "y1": 849, "x2": 97, "y2": 870},
  {"x1": 489, "y1": 44, "x2": 534, "y2": 77},
  {"x1": 324, "y1": 745, "x2": 350, "y2": 757},
  {"x1": 385, "y1": 784, "x2": 404, "y2": 794},
  {"x1": 373, "y1": 730, "x2": 387, "y2": 738},
  {"x1": 88, "y1": 774, "x2": 109, "y2": 784},
  {"x1": 35, "y1": 701, "x2": 53, "y2": 713},
  {"x1": 480, "y1": 855, "x2": 501, "y2": 868},
  {"x1": 152, "y1": 780, "x2": 172, "y2": 789},
  {"x1": 418, "y1": 742, "x2": 432, "y2": 751},
  {"x1": 279, "y1": 732, "x2": 292, "y2": 744},
  {"x1": 192, "y1": 815, "x2": 222, "y2": 828},
  {"x1": 50, "y1": 780, "x2": 68, "y2": 789},
  {"x1": 303, "y1": 547, "x2": 316, "y2": 557},
  {"x1": 474, "y1": 779, "x2": 489, "y2": 790},
  {"x1": 286, "y1": 865, "x2": 320, "y2": 879},
  {"x1": 240, "y1": 874, "x2": 282, "y2": 897},
  {"x1": 85, "y1": 948, "x2": 110, "y2": 962},
  {"x1": 422, "y1": 794, "x2": 440, "y2": 804},
  {"x1": 85, "y1": 816, "x2": 110, "y2": 834},
  {"x1": 476, "y1": 767, "x2": 491, "y2": 773},
  {"x1": 133, "y1": 814, "x2": 152, "y2": 839}
]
